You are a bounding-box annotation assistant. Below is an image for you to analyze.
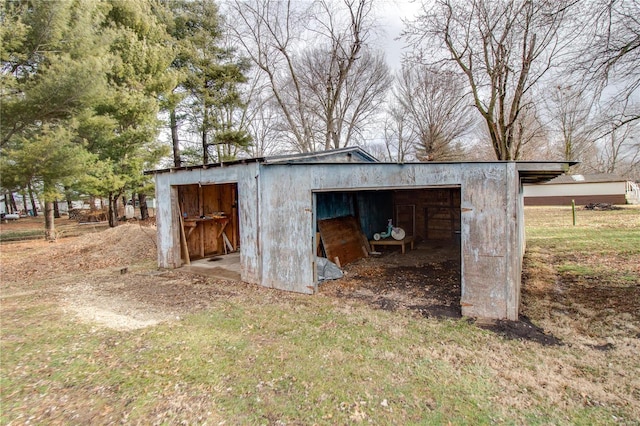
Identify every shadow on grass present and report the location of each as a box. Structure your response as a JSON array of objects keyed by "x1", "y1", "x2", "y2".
[{"x1": 476, "y1": 315, "x2": 563, "y2": 346}]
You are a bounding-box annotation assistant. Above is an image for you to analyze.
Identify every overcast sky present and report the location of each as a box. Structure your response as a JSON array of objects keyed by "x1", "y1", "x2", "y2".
[{"x1": 377, "y1": 0, "x2": 423, "y2": 69}]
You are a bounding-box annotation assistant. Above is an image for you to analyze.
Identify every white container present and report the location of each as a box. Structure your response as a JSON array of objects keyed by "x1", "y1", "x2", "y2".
[{"x1": 125, "y1": 205, "x2": 135, "y2": 219}]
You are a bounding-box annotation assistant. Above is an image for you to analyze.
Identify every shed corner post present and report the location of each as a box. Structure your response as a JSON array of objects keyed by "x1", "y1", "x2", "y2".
[
  {"x1": 505, "y1": 162, "x2": 521, "y2": 321},
  {"x1": 158, "y1": 183, "x2": 183, "y2": 269},
  {"x1": 459, "y1": 183, "x2": 470, "y2": 318},
  {"x1": 311, "y1": 191, "x2": 318, "y2": 293}
]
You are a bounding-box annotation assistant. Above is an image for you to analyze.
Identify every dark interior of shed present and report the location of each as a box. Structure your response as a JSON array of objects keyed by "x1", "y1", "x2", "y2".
[
  {"x1": 316, "y1": 187, "x2": 461, "y2": 248},
  {"x1": 316, "y1": 187, "x2": 462, "y2": 317},
  {"x1": 176, "y1": 183, "x2": 240, "y2": 260}
]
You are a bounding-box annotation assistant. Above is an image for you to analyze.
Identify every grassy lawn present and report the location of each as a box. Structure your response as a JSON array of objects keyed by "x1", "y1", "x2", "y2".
[{"x1": 1, "y1": 207, "x2": 639, "y2": 424}]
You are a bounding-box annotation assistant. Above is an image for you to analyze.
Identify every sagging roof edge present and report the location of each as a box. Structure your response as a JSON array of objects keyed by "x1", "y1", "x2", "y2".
[
  {"x1": 145, "y1": 159, "x2": 578, "y2": 177},
  {"x1": 144, "y1": 156, "x2": 264, "y2": 175}
]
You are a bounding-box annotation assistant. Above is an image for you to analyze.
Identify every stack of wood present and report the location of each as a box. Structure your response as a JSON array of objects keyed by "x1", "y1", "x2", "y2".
[{"x1": 69, "y1": 209, "x2": 108, "y2": 222}]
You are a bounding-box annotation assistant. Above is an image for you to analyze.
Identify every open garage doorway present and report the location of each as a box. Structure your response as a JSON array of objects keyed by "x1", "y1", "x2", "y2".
[
  {"x1": 315, "y1": 187, "x2": 462, "y2": 318},
  {"x1": 175, "y1": 182, "x2": 241, "y2": 281}
]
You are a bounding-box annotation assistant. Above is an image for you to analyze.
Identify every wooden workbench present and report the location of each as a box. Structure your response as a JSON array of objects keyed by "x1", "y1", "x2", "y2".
[
  {"x1": 183, "y1": 216, "x2": 230, "y2": 258},
  {"x1": 369, "y1": 236, "x2": 415, "y2": 254}
]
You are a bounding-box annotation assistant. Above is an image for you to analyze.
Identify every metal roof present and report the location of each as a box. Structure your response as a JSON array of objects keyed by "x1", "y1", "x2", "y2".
[
  {"x1": 144, "y1": 147, "x2": 575, "y2": 184},
  {"x1": 144, "y1": 146, "x2": 378, "y2": 175}
]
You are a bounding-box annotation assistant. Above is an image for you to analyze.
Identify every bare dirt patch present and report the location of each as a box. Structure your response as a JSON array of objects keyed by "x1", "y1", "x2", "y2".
[
  {"x1": 0, "y1": 223, "x2": 157, "y2": 281},
  {"x1": 1, "y1": 222, "x2": 166, "y2": 330},
  {"x1": 3, "y1": 232, "x2": 462, "y2": 332},
  {"x1": 0, "y1": 230, "x2": 557, "y2": 342},
  {"x1": 0, "y1": 221, "x2": 291, "y2": 331},
  {"x1": 319, "y1": 241, "x2": 566, "y2": 344},
  {"x1": 58, "y1": 270, "x2": 243, "y2": 330}
]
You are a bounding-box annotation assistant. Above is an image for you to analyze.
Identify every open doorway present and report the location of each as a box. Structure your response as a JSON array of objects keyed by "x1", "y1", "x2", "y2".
[
  {"x1": 315, "y1": 187, "x2": 462, "y2": 318},
  {"x1": 176, "y1": 183, "x2": 241, "y2": 280}
]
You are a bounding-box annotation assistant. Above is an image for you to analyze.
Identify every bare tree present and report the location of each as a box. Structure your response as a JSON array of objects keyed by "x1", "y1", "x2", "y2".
[
  {"x1": 243, "y1": 71, "x2": 283, "y2": 157},
  {"x1": 228, "y1": 0, "x2": 384, "y2": 152},
  {"x1": 303, "y1": 0, "x2": 379, "y2": 149},
  {"x1": 394, "y1": 65, "x2": 474, "y2": 161},
  {"x1": 509, "y1": 99, "x2": 550, "y2": 160},
  {"x1": 582, "y1": 0, "x2": 640, "y2": 128},
  {"x1": 228, "y1": 0, "x2": 314, "y2": 151},
  {"x1": 361, "y1": 141, "x2": 395, "y2": 162},
  {"x1": 382, "y1": 100, "x2": 415, "y2": 163},
  {"x1": 543, "y1": 82, "x2": 598, "y2": 165},
  {"x1": 404, "y1": 0, "x2": 579, "y2": 160},
  {"x1": 297, "y1": 48, "x2": 391, "y2": 149},
  {"x1": 588, "y1": 120, "x2": 640, "y2": 177}
]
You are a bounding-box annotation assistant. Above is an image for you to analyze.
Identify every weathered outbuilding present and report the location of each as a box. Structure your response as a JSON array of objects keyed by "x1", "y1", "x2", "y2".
[{"x1": 147, "y1": 147, "x2": 572, "y2": 320}]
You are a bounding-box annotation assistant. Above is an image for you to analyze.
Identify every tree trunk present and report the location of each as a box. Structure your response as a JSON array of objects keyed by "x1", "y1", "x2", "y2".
[
  {"x1": 27, "y1": 182, "x2": 38, "y2": 217},
  {"x1": 170, "y1": 108, "x2": 182, "y2": 167},
  {"x1": 5, "y1": 192, "x2": 16, "y2": 213},
  {"x1": 202, "y1": 91, "x2": 209, "y2": 164},
  {"x1": 65, "y1": 187, "x2": 73, "y2": 212},
  {"x1": 44, "y1": 200, "x2": 56, "y2": 241},
  {"x1": 53, "y1": 200, "x2": 60, "y2": 218},
  {"x1": 9, "y1": 192, "x2": 17, "y2": 213},
  {"x1": 21, "y1": 191, "x2": 28, "y2": 215},
  {"x1": 139, "y1": 192, "x2": 149, "y2": 220},
  {"x1": 108, "y1": 192, "x2": 119, "y2": 227},
  {"x1": 202, "y1": 109, "x2": 209, "y2": 164}
]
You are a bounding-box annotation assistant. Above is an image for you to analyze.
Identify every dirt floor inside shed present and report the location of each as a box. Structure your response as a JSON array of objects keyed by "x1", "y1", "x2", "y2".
[{"x1": 320, "y1": 242, "x2": 462, "y2": 319}]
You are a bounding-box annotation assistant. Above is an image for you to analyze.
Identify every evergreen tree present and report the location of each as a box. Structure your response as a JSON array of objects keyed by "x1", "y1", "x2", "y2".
[
  {"x1": 161, "y1": 0, "x2": 251, "y2": 165},
  {"x1": 1, "y1": 0, "x2": 109, "y2": 237}
]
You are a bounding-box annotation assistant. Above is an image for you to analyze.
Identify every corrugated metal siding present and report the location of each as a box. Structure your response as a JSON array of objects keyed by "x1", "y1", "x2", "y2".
[
  {"x1": 316, "y1": 192, "x2": 356, "y2": 221},
  {"x1": 356, "y1": 192, "x2": 393, "y2": 239}
]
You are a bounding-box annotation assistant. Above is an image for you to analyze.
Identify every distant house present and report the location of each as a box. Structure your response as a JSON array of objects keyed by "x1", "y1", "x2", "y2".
[{"x1": 524, "y1": 174, "x2": 640, "y2": 206}]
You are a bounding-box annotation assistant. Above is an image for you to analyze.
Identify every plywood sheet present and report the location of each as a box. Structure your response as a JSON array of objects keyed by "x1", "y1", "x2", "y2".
[{"x1": 318, "y1": 216, "x2": 368, "y2": 267}]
